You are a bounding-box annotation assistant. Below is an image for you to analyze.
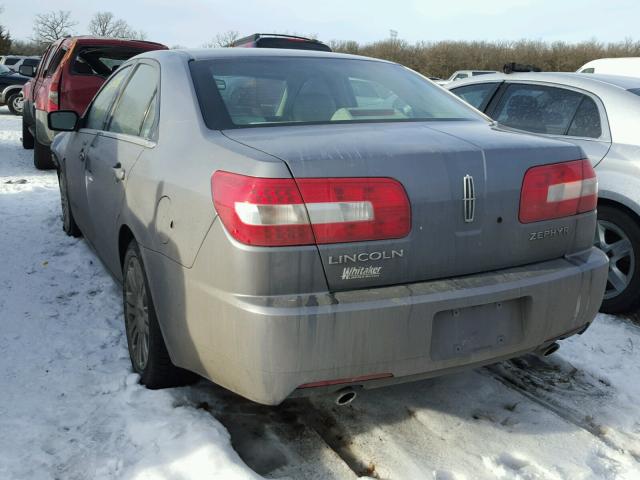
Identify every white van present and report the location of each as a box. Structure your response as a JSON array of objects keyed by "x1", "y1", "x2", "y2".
[{"x1": 577, "y1": 57, "x2": 640, "y2": 78}]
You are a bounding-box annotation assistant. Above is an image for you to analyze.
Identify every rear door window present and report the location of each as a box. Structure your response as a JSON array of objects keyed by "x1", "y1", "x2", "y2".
[
  {"x1": 108, "y1": 63, "x2": 159, "y2": 137},
  {"x1": 37, "y1": 45, "x2": 56, "y2": 78},
  {"x1": 451, "y1": 83, "x2": 501, "y2": 110},
  {"x1": 71, "y1": 47, "x2": 146, "y2": 77},
  {"x1": 85, "y1": 66, "x2": 132, "y2": 130},
  {"x1": 493, "y1": 84, "x2": 585, "y2": 135}
]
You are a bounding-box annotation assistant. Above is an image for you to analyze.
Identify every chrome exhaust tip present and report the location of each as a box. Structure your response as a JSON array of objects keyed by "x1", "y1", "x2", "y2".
[{"x1": 335, "y1": 388, "x2": 357, "y2": 406}]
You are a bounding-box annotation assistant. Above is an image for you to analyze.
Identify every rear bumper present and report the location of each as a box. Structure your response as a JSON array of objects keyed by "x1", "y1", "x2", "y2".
[
  {"x1": 34, "y1": 108, "x2": 56, "y2": 146},
  {"x1": 175, "y1": 247, "x2": 608, "y2": 405}
]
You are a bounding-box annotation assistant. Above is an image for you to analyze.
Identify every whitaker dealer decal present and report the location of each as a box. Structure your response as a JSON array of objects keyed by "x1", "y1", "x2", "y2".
[{"x1": 328, "y1": 249, "x2": 404, "y2": 281}]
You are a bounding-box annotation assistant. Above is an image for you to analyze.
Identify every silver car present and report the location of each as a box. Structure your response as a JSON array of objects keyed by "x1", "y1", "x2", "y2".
[
  {"x1": 48, "y1": 49, "x2": 608, "y2": 405},
  {"x1": 447, "y1": 73, "x2": 640, "y2": 313}
]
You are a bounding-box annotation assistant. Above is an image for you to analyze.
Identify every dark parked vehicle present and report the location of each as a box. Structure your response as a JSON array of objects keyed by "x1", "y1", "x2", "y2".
[
  {"x1": 20, "y1": 36, "x2": 167, "y2": 169},
  {"x1": 49, "y1": 49, "x2": 607, "y2": 405},
  {"x1": 13, "y1": 56, "x2": 40, "y2": 74},
  {"x1": 448, "y1": 72, "x2": 640, "y2": 313},
  {"x1": 0, "y1": 55, "x2": 26, "y2": 70},
  {"x1": 0, "y1": 64, "x2": 30, "y2": 115},
  {"x1": 231, "y1": 33, "x2": 332, "y2": 51}
]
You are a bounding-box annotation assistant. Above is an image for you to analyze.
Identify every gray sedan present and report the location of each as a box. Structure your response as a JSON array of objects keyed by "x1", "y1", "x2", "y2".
[
  {"x1": 448, "y1": 73, "x2": 640, "y2": 313},
  {"x1": 48, "y1": 49, "x2": 607, "y2": 405}
]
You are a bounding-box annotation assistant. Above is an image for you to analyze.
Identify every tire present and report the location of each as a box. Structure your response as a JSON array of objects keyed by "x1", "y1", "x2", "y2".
[
  {"x1": 33, "y1": 135, "x2": 55, "y2": 170},
  {"x1": 22, "y1": 116, "x2": 34, "y2": 150},
  {"x1": 57, "y1": 165, "x2": 81, "y2": 237},
  {"x1": 122, "y1": 240, "x2": 198, "y2": 388},
  {"x1": 7, "y1": 93, "x2": 23, "y2": 116},
  {"x1": 595, "y1": 204, "x2": 640, "y2": 314}
]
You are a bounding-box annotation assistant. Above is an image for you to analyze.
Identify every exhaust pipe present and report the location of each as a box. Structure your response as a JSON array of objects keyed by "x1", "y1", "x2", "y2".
[
  {"x1": 542, "y1": 342, "x2": 560, "y2": 357},
  {"x1": 335, "y1": 388, "x2": 357, "y2": 406}
]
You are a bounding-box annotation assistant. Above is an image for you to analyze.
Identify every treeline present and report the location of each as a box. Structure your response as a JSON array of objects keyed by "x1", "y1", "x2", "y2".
[
  {"x1": 329, "y1": 38, "x2": 640, "y2": 78},
  {"x1": 0, "y1": 9, "x2": 146, "y2": 56}
]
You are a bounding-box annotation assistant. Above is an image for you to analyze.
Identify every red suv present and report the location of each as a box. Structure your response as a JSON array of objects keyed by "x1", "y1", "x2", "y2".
[{"x1": 21, "y1": 36, "x2": 167, "y2": 169}]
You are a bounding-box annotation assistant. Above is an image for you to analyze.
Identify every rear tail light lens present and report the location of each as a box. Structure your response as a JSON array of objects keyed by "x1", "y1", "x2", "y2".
[
  {"x1": 47, "y1": 69, "x2": 62, "y2": 112},
  {"x1": 519, "y1": 159, "x2": 597, "y2": 223},
  {"x1": 211, "y1": 172, "x2": 411, "y2": 246}
]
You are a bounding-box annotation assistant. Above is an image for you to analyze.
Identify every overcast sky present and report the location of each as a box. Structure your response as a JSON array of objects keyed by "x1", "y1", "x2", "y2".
[{"x1": 2, "y1": 0, "x2": 638, "y2": 47}]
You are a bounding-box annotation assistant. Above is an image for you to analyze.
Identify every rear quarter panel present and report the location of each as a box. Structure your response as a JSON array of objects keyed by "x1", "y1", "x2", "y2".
[{"x1": 120, "y1": 53, "x2": 293, "y2": 270}]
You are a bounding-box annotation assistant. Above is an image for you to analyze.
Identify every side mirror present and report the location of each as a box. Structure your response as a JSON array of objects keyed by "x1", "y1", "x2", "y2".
[
  {"x1": 48, "y1": 111, "x2": 79, "y2": 132},
  {"x1": 19, "y1": 65, "x2": 35, "y2": 77}
]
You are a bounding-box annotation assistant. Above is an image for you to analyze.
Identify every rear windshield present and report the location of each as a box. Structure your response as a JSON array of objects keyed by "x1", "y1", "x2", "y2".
[
  {"x1": 190, "y1": 57, "x2": 480, "y2": 129},
  {"x1": 629, "y1": 88, "x2": 640, "y2": 96},
  {"x1": 71, "y1": 47, "x2": 147, "y2": 77}
]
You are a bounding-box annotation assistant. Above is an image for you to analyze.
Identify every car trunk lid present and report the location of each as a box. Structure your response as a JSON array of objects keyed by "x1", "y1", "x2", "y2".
[{"x1": 223, "y1": 121, "x2": 591, "y2": 291}]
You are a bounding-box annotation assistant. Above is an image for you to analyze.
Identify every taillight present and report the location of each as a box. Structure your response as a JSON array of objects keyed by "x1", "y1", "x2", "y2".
[
  {"x1": 211, "y1": 172, "x2": 411, "y2": 246},
  {"x1": 47, "y1": 69, "x2": 62, "y2": 112},
  {"x1": 519, "y1": 159, "x2": 597, "y2": 224}
]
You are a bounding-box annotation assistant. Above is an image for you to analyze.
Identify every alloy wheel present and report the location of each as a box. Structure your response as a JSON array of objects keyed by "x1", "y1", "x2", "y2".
[
  {"x1": 124, "y1": 256, "x2": 150, "y2": 372},
  {"x1": 11, "y1": 94, "x2": 23, "y2": 114},
  {"x1": 595, "y1": 220, "x2": 636, "y2": 300}
]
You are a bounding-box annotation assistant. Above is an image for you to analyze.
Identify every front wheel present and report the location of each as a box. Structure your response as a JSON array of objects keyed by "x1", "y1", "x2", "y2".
[
  {"x1": 7, "y1": 93, "x2": 23, "y2": 116},
  {"x1": 595, "y1": 204, "x2": 640, "y2": 314},
  {"x1": 123, "y1": 240, "x2": 198, "y2": 388}
]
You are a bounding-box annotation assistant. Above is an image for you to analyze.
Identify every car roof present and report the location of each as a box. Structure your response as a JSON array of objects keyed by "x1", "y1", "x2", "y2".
[
  {"x1": 58, "y1": 36, "x2": 167, "y2": 50},
  {"x1": 446, "y1": 71, "x2": 640, "y2": 94},
  {"x1": 140, "y1": 47, "x2": 390, "y2": 64}
]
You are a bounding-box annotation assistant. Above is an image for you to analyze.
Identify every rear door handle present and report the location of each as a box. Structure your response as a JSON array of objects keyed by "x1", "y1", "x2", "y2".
[{"x1": 113, "y1": 162, "x2": 125, "y2": 181}]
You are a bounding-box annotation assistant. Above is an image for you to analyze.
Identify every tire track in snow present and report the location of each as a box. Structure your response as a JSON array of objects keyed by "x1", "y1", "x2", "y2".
[{"x1": 484, "y1": 355, "x2": 640, "y2": 464}]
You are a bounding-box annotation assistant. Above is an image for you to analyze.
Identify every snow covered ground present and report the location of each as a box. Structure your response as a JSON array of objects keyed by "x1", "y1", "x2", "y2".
[{"x1": 1, "y1": 106, "x2": 639, "y2": 480}]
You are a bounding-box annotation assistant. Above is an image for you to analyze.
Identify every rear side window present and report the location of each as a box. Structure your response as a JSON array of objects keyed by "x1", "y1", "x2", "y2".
[
  {"x1": 4, "y1": 58, "x2": 20, "y2": 66},
  {"x1": 454, "y1": 73, "x2": 468, "y2": 80},
  {"x1": 46, "y1": 48, "x2": 67, "y2": 77},
  {"x1": 108, "y1": 63, "x2": 159, "y2": 137},
  {"x1": 85, "y1": 66, "x2": 132, "y2": 130},
  {"x1": 493, "y1": 84, "x2": 586, "y2": 135},
  {"x1": 452, "y1": 83, "x2": 500, "y2": 110},
  {"x1": 567, "y1": 97, "x2": 602, "y2": 138},
  {"x1": 581, "y1": 68, "x2": 595, "y2": 73},
  {"x1": 23, "y1": 59, "x2": 40, "y2": 67},
  {"x1": 71, "y1": 47, "x2": 146, "y2": 77}
]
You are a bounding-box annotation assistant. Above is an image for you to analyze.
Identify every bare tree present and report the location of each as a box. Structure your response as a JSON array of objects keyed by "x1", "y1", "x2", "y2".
[
  {"x1": 88, "y1": 12, "x2": 146, "y2": 40},
  {"x1": 33, "y1": 10, "x2": 76, "y2": 44},
  {"x1": 203, "y1": 30, "x2": 240, "y2": 48}
]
